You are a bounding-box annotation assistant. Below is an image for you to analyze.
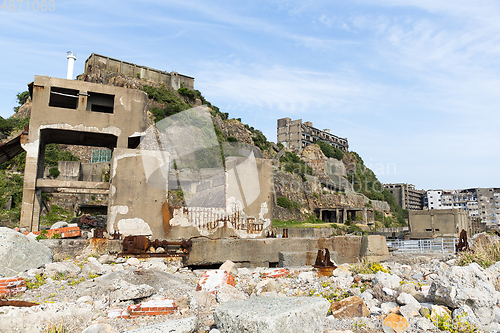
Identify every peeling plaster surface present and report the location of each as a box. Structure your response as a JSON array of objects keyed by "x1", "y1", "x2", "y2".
[
  {"x1": 108, "y1": 205, "x2": 129, "y2": 233},
  {"x1": 118, "y1": 218, "x2": 152, "y2": 236},
  {"x1": 38, "y1": 124, "x2": 121, "y2": 137},
  {"x1": 111, "y1": 150, "x2": 142, "y2": 178},
  {"x1": 21, "y1": 139, "x2": 39, "y2": 156}
]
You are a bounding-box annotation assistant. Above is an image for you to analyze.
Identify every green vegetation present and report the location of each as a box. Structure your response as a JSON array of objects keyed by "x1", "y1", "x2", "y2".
[
  {"x1": 279, "y1": 151, "x2": 314, "y2": 181},
  {"x1": 49, "y1": 167, "x2": 60, "y2": 178},
  {"x1": 142, "y1": 84, "x2": 226, "y2": 122},
  {"x1": 40, "y1": 205, "x2": 72, "y2": 226},
  {"x1": 457, "y1": 236, "x2": 500, "y2": 268},
  {"x1": 347, "y1": 151, "x2": 407, "y2": 227},
  {"x1": 13, "y1": 91, "x2": 29, "y2": 113},
  {"x1": 429, "y1": 312, "x2": 478, "y2": 333},
  {"x1": 276, "y1": 196, "x2": 301, "y2": 210},
  {"x1": 351, "y1": 258, "x2": 391, "y2": 274},
  {"x1": 0, "y1": 116, "x2": 30, "y2": 136},
  {"x1": 26, "y1": 274, "x2": 46, "y2": 289},
  {"x1": 316, "y1": 141, "x2": 344, "y2": 160}
]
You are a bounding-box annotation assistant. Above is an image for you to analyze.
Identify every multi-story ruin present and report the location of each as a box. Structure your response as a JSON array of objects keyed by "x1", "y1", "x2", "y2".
[
  {"x1": 19, "y1": 75, "x2": 273, "y2": 239},
  {"x1": 276, "y1": 118, "x2": 348, "y2": 152},
  {"x1": 384, "y1": 183, "x2": 424, "y2": 210}
]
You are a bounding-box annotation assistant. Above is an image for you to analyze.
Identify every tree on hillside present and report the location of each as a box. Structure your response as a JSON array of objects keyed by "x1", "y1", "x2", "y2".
[
  {"x1": 14, "y1": 91, "x2": 29, "y2": 113},
  {"x1": 316, "y1": 141, "x2": 344, "y2": 160}
]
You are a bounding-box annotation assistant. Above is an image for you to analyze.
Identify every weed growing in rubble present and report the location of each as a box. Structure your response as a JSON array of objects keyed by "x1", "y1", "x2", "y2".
[
  {"x1": 457, "y1": 236, "x2": 500, "y2": 269},
  {"x1": 309, "y1": 287, "x2": 351, "y2": 303},
  {"x1": 26, "y1": 274, "x2": 46, "y2": 290},
  {"x1": 53, "y1": 272, "x2": 67, "y2": 281},
  {"x1": 46, "y1": 323, "x2": 68, "y2": 333},
  {"x1": 88, "y1": 273, "x2": 99, "y2": 279},
  {"x1": 68, "y1": 277, "x2": 85, "y2": 285},
  {"x1": 351, "y1": 258, "x2": 390, "y2": 275},
  {"x1": 429, "y1": 312, "x2": 479, "y2": 333}
]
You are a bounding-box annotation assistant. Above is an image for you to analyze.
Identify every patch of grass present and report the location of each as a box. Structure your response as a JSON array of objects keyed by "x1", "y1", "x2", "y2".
[
  {"x1": 351, "y1": 258, "x2": 390, "y2": 275},
  {"x1": 457, "y1": 235, "x2": 500, "y2": 268},
  {"x1": 429, "y1": 312, "x2": 479, "y2": 333},
  {"x1": 26, "y1": 274, "x2": 46, "y2": 290},
  {"x1": 276, "y1": 196, "x2": 301, "y2": 210}
]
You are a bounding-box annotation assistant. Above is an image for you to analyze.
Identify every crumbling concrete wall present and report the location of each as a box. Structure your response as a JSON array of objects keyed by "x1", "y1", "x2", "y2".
[
  {"x1": 166, "y1": 158, "x2": 274, "y2": 239},
  {"x1": 20, "y1": 75, "x2": 148, "y2": 231},
  {"x1": 108, "y1": 149, "x2": 168, "y2": 238}
]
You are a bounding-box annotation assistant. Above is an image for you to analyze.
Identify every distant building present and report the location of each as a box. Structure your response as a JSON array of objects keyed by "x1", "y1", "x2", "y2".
[
  {"x1": 423, "y1": 188, "x2": 500, "y2": 227},
  {"x1": 383, "y1": 183, "x2": 424, "y2": 210},
  {"x1": 424, "y1": 190, "x2": 443, "y2": 209},
  {"x1": 276, "y1": 118, "x2": 348, "y2": 152},
  {"x1": 409, "y1": 209, "x2": 471, "y2": 239}
]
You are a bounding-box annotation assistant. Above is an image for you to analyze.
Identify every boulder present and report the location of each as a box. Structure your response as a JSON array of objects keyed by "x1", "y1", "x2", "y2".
[
  {"x1": 372, "y1": 272, "x2": 401, "y2": 290},
  {"x1": 0, "y1": 227, "x2": 53, "y2": 277},
  {"x1": 44, "y1": 261, "x2": 81, "y2": 278},
  {"x1": 330, "y1": 296, "x2": 370, "y2": 319},
  {"x1": 214, "y1": 297, "x2": 330, "y2": 333},
  {"x1": 382, "y1": 313, "x2": 409, "y2": 333},
  {"x1": 219, "y1": 260, "x2": 238, "y2": 277},
  {"x1": 82, "y1": 257, "x2": 111, "y2": 276},
  {"x1": 216, "y1": 284, "x2": 248, "y2": 303},
  {"x1": 81, "y1": 324, "x2": 116, "y2": 333},
  {"x1": 0, "y1": 301, "x2": 93, "y2": 333},
  {"x1": 114, "y1": 280, "x2": 154, "y2": 301},
  {"x1": 124, "y1": 316, "x2": 197, "y2": 333},
  {"x1": 50, "y1": 221, "x2": 68, "y2": 229}
]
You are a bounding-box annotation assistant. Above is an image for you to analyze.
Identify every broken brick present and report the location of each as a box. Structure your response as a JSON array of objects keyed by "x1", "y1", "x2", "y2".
[
  {"x1": 196, "y1": 270, "x2": 235, "y2": 294},
  {"x1": 0, "y1": 277, "x2": 26, "y2": 297}
]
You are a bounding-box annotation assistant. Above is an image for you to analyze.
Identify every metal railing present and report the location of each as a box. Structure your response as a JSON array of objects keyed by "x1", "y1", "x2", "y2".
[{"x1": 387, "y1": 238, "x2": 459, "y2": 253}]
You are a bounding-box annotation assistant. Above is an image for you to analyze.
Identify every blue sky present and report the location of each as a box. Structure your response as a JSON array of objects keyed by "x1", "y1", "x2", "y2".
[{"x1": 1, "y1": 0, "x2": 499, "y2": 190}]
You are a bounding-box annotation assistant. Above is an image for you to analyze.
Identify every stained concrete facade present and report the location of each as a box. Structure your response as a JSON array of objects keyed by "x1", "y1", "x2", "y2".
[
  {"x1": 409, "y1": 209, "x2": 470, "y2": 239},
  {"x1": 277, "y1": 118, "x2": 348, "y2": 152},
  {"x1": 84, "y1": 53, "x2": 194, "y2": 90},
  {"x1": 20, "y1": 76, "x2": 148, "y2": 231},
  {"x1": 384, "y1": 183, "x2": 424, "y2": 210}
]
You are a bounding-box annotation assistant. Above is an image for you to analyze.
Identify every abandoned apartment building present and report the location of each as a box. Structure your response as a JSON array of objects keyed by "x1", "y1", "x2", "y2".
[
  {"x1": 19, "y1": 75, "x2": 274, "y2": 241},
  {"x1": 276, "y1": 117, "x2": 349, "y2": 152}
]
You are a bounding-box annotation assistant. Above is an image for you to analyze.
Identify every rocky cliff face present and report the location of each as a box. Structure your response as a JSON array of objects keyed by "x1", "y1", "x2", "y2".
[{"x1": 273, "y1": 169, "x2": 368, "y2": 221}]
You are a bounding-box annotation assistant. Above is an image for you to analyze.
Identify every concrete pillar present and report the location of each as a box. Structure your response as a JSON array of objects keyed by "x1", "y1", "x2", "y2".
[
  {"x1": 363, "y1": 208, "x2": 367, "y2": 224},
  {"x1": 342, "y1": 208, "x2": 347, "y2": 224}
]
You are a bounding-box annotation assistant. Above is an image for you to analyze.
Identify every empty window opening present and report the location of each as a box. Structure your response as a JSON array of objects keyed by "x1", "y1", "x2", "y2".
[
  {"x1": 49, "y1": 87, "x2": 79, "y2": 109},
  {"x1": 87, "y1": 92, "x2": 114, "y2": 113}
]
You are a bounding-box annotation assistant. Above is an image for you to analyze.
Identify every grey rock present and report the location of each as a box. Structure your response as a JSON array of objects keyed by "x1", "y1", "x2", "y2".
[
  {"x1": 0, "y1": 227, "x2": 53, "y2": 277},
  {"x1": 125, "y1": 316, "x2": 197, "y2": 332},
  {"x1": 216, "y1": 284, "x2": 248, "y2": 303},
  {"x1": 266, "y1": 279, "x2": 281, "y2": 293},
  {"x1": 396, "y1": 292, "x2": 419, "y2": 306},
  {"x1": 98, "y1": 254, "x2": 115, "y2": 265},
  {"x1": 214, "y1": 296, "x2": 330, "y2": 333},
  {"x1": 114, "y1": 280, "x2": 154, "y2": 301},
  {"x1": 219, "y1": 260, "x2": 238, "y2": 276},
  {"x1": 380, "y1": 302, "x2": 399, "y2": 314},
  {"x1": 82, "y1": 324, "x2": 116, "y2": 333},
  {"x1": 44, "y1": 261, "x2": 81, "y2": 278},
  {"x1": 82, "y1": 257, "x2": 110, "y2": 276},
  {"x1": 0, "y1": 302, "x2": 93, "y2": 333},
  {"x1": 372, "y1": 271, "x2": 401, "y2": 290},
  {"x1": 78, "y1": 269, "x2": 191, "y2": 297},
  {"x1": 50, "y1": 221, "x2": 68, "y2": 229}
]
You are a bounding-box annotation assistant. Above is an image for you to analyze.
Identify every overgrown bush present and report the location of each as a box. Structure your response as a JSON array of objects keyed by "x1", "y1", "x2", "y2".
[
  {"x1": 49, "y1": 167, "x2": 60, "y2": 178},
  {"x1": 316, "y1": 141, "x2": 344, "y2": 160},
  {"x1": 276, "y1": 196, "x2": 301, "y2": 210}
]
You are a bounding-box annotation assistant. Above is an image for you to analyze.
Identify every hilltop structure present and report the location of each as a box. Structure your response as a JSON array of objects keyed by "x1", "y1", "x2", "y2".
[
  {"x1": 83, "y1": 53, "x2": 194, "y2": 90},
  {"x1": 276, "y1": 118, "x2": 348, "y2": 152}
]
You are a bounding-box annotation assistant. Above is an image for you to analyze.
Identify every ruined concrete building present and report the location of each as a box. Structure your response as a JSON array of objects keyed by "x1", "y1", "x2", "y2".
[
  {"x1": 83, "y1": 53, "x2": 195, "y2": 90},
  {"x1": 277, "y1": 118, "x2": 349, "y2": 152},
  {"x1": 20, "y1": 75, "x2": 273, "y2": 239}
]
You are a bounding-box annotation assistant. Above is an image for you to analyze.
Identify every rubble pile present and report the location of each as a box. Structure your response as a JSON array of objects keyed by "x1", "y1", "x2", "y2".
[{"x1": 1, "y1": 233, "x2": 500, "y2": 332}]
